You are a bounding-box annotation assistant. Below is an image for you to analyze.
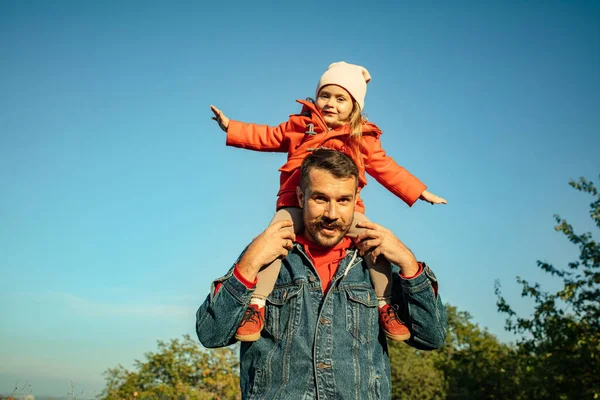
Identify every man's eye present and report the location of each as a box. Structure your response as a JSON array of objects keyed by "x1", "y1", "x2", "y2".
[{"x1": 337, "y1": 97, "x2": 346, "y2": 102}]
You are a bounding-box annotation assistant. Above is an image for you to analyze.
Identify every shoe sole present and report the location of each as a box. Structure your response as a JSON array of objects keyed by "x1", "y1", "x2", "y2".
[
  {"x1": 235, "y1": 332, "x2": 261, "y2": 342},
  {"x1": 385, "y1": 331, "x2": 411, "y2": 342}
]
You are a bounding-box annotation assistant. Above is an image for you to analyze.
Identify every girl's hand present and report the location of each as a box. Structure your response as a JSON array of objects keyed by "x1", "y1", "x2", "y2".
[
  {"x1": 419, "y1": 190, "x2": 447, "y2": 205},
  {"x1": 210, "y1": 105, "x2": 230, "y2": 132}
]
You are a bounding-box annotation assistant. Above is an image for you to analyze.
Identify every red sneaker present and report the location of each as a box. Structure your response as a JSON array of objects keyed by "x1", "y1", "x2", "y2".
[
  {"x1": 235, "y1": 304, "x2": 265, "y2": 342},
  {"x1": 379, "y1": 303, "x2": 411, "y2": 341}
]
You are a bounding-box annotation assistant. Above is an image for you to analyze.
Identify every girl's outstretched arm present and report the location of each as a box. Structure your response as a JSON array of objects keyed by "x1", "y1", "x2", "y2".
[
  {"x1": 211, "y1": 105, "x2": 291, "y2": 153},
  {"x1": 361, "y1": 134, "x2": 427, "y2": 207},
  {"x1": 227, "y1": 121, "x2": 292, "y2": 153}
]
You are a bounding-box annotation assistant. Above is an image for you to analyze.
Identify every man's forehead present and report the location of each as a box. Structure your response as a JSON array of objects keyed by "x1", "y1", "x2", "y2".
[{"x1": 307, "y1": 169, "x2": 356, "y2": 192}]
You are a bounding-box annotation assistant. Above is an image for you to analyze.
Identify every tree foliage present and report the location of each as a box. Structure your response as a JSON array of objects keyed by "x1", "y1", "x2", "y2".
[
  {"x1": 389, "y1": 339, "x2": 445, "y2": 400},
  {"x1": 100, "y1": 334, "x2": 240, "y2": 400},
  {"x1": 496, "y1": 176, "x2": 600, "y2": 399},
  {"x1": 434, "y1": 305, "x2": 521, "y2": 399},
  {"x1": 389, "y1": 305, "x2": 516, "y2": 400}
]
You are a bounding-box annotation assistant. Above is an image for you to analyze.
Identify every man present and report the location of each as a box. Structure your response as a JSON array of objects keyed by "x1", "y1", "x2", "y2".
[{"x1": 196, "y1": 149, "x2": 447, "y2": 399}]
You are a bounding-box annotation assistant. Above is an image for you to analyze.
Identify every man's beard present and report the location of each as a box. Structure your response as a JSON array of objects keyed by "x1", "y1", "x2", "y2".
[{"x1": 305, "y1": 216, "x2": 352, "y2": 248}]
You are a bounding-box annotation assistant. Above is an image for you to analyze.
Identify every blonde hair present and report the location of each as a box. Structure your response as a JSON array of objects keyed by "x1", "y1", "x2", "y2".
[
  {"x1": 348, "y1": 101, "x2": 366, "y2": 139},
  {"x1": 345, "y1": 101, "x2": 369, "y2": 168}
]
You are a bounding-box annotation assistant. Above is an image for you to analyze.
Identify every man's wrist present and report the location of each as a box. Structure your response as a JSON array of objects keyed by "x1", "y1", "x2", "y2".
[
  {"x1": 397, "y1": 259, "x2": 420, "y2": 277},
  {"x1": 233, "y1": 263, "x2": 258, "y2": 289},
  {"x1": 237, "y1": 253, "x2": 262, "y2": 282},
  {"x1": 400, "y1": 261, "x2": 423, "y2": 279}
]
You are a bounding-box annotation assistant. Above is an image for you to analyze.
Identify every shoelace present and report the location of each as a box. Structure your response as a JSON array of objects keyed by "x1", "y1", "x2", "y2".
[
  {"x1": 240, "y1": 307, "x2": 263, "y2": 326},
  {"x1": 381, "y1": 304, "x2": 401, "y2": 323}
]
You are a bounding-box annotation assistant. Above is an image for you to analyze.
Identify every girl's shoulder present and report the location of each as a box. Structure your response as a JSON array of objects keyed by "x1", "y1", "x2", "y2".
[{"x1": 361, "y1": 121, "x2": 383, "y2": 138}]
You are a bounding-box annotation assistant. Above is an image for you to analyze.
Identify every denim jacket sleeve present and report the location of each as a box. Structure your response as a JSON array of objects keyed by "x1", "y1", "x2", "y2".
[
  {"x1": 392, "y1": 262, "x2": 447, "y2": 350},
  {"x1": 196, "y1": 262, "x2": 255, "y2": 348}
]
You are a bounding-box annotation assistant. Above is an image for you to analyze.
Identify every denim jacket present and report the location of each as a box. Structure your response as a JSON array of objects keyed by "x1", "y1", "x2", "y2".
[{"x1": 196, "y1": 243, "x2": 447, "y2": 400}]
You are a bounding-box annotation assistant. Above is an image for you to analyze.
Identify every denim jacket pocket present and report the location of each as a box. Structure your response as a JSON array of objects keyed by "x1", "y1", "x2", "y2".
[
  {"x1": 265, "y1": 284, "x2": 303, "y2": 341},
  {"x1": 344, "y1": 286, "x2": 378, "y2": 344}
]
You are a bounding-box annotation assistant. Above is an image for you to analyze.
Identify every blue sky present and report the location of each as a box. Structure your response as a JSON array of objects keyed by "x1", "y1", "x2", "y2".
[{"x1": 1, "y1": 0, "x2": 599, "y2": 397}]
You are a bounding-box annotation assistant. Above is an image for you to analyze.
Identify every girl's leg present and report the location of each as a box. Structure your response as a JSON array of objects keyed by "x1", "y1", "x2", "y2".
[
  {"x1": 252, "y1": 207, "x2": 303, "y2": 302},
  {"x1": 348, "y1": 212, "x2": 411, "y2": 342},
  {"x1": 348, "y1": 212, "x2": 391, "y2": 302},
  {"x1": 236, "y1": 207, "x2": 303, "y2": 342}
]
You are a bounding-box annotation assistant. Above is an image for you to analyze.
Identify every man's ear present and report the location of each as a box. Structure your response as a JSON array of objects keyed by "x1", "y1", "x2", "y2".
[{"x1": 296, "y1": 186, "x2": 304, "y2": 208}]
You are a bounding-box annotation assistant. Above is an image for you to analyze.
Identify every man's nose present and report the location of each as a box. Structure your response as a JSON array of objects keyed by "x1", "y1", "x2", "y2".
[{"x1": 323, "y1": 203, "x2": 339, "y2": 219}]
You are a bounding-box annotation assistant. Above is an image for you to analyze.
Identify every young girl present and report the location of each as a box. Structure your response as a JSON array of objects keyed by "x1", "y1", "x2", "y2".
[{"x1": 210, "y1": 61, "x2": 446, "y2": 343}]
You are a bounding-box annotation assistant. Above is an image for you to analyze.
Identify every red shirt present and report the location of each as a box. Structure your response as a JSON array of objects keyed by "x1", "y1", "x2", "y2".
[{"x1": 295, "y1": 234, "x2": 353, "y2": 293}]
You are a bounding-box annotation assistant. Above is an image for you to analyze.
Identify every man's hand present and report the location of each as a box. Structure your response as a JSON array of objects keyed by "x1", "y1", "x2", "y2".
[
  {"x1": 210, "y1": 105, "x2": 230, "y2": 132},
  {"x1": 237, "y1": 220, "x2": 296, "y2": 282},
  {"x1": 354, "y1": 221, "x2": 419, "y2": 277},
  {"x1": 419, "y1": 189, "x2": 447, "y2": 205}
]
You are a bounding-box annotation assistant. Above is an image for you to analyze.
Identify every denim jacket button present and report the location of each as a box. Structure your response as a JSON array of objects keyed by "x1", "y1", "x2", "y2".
[
  {"x1": 317, "y1": 362, "x2": 331, "y2": 369},
  {"x1": 308, "y1": 276, "x2": 317, "y2": 283},
  {"x1": 319, "y1": 317, "x2": 330, "y2": 325}
]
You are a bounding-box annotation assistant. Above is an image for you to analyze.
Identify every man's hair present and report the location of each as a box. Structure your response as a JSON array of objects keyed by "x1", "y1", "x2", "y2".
[{"x1": 299, "y1": 149, "x2": 359, "y2": 192}]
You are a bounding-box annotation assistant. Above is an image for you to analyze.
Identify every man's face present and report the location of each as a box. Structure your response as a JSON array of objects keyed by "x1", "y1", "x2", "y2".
[{"x1": 297, "y1": 168, "x2": 357, "y2": 247}]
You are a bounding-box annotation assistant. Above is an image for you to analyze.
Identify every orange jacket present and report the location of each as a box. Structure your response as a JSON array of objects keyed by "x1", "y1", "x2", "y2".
[{"x1": 226, "y1": 100, "x2": 427, "y2": 213}]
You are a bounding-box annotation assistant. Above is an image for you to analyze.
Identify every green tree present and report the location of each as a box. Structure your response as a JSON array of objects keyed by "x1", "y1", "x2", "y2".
[
  {"x1": 435, "y1": 306, "x2": 520, "y2": 400},
  {"x1": 389, "y1": 340, "x2": 446, "y2": 400},
  {"x1": 100, "y1": 335, "x2": 240, "y2": 400},
  {"x1": 496, "y1": 176, "x2": 600, "y2": 399},
  {"x1": 389, "y1": 305, "x2": 517, "y2": 400}
]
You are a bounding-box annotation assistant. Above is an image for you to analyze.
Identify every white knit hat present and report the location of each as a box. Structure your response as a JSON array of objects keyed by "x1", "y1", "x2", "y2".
[{"x1": 315, "y1": 61, "x2": 371, "y2": 111}]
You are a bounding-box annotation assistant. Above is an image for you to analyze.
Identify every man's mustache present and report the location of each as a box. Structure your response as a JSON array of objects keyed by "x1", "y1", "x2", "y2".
[{"x1": 316, "y1": 217, "x2": 344, "y2": 230}]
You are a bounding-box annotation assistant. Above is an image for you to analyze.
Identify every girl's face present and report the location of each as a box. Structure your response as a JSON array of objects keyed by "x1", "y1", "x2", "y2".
[{"x1": 316, "y1": 85, "x2": 354, "y2": 128}]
